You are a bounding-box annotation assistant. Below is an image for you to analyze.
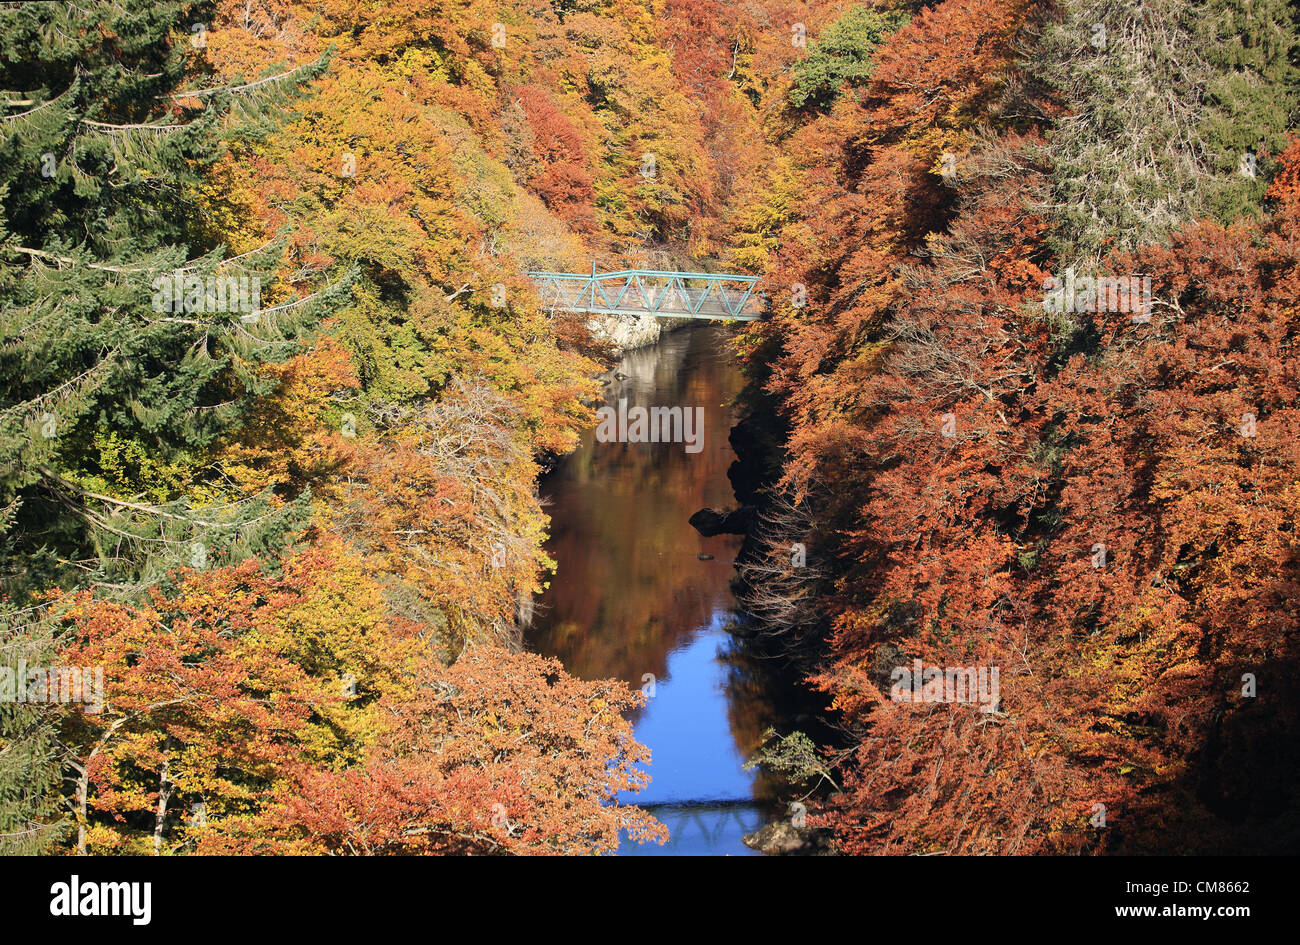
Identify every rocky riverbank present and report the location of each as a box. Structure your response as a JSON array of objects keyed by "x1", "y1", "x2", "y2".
[
  {"x1": 743, "y1": 820, "x2": 835, "y2": 855},
  {"x1": 588, "y1": 312, "x2": 690, "y2": 353}
]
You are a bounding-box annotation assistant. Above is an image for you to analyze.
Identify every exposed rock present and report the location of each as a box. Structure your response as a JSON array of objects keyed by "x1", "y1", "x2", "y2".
[
  {"x1": 588, "y1": 314, "x2": 690, "y2": 354},
  {"x1": 689, "y1": 508, "x2": 726, "y2": 535},
  {"x1": 689, "y1": 505, "x2": 757, "y2": 537},
  {"x1": 742, "y1": 820, "x2": 827, "y2": 856}
]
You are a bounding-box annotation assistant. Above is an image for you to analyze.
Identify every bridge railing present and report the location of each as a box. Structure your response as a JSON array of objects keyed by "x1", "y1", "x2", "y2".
[{"x1": 527, "y1": 268, "x2": 764, "y2": 321}]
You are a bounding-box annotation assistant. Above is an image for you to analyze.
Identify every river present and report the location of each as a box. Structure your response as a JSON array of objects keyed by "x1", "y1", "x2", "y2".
[{"x1": 526, "y1": 322, "x2": 786, "y2": 855}]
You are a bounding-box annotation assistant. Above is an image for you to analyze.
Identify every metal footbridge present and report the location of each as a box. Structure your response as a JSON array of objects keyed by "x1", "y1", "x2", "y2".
[{"x1": 528, "y1": 267, "x2": 762, "y2": 321}]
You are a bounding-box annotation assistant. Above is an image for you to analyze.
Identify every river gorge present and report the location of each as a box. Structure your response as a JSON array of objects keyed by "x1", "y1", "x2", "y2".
[{"x1": 527, "y1": 322, "x2": 792, "y2": 855}]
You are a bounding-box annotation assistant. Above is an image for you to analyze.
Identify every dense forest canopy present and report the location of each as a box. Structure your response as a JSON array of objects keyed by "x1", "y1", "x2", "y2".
[{"x1": 2, "y1": 0, "x2": 1298, "y2": 855}]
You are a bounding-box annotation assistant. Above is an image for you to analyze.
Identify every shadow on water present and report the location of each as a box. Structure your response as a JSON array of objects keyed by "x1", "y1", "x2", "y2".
[{"x1": 527, "y1": 323, "x2": 793, "y2": 855}]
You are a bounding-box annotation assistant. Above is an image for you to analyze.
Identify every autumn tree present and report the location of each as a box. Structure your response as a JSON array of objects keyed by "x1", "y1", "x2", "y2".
[
  {"x1": 204, "y1": 646, "x2": 665, "y2": 855},
  {"x1": 740, "y1": 0, "x2": 1300, "y2": 854}
]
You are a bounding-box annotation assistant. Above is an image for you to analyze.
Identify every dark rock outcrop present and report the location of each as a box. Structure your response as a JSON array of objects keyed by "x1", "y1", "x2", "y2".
[{"x1": 688, "y1": 505, "x2": 757, "y2": 536}]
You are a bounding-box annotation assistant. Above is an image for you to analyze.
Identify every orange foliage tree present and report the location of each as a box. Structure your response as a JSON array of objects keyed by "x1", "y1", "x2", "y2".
[
  {"x1": 54, "y1": 545, "x2": 664, "y2": 855},
  {"x1": 204, "y1": 646, "x2": 665, "y2": 855},
  {"x1": 744, "y1": 0, "x2": 1300, "y2": 853}
]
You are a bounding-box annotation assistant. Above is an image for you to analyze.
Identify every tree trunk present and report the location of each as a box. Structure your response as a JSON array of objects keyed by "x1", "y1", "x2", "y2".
[
  {"x1": 152, "y1": 757, "x2": 172, "y2": 855},
  {"x1": 73, "y1": 763, "x2": 87, "y2": 856}
]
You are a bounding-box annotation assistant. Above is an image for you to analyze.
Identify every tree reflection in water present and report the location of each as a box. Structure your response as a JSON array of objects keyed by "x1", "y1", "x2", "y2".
[{"x1": 528, "y1": 323, "x2": 798, "y2": 855}]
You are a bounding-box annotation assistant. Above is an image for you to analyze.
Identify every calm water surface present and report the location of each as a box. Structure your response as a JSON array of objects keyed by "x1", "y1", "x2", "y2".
[{"x1": 527, "y1": 323, "x2": 780, "y2": 855}]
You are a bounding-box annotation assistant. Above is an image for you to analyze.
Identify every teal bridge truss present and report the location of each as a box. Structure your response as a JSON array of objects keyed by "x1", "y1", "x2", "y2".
[{"x1": 527, "y1": 268, "x2": 763, "y2": 321}]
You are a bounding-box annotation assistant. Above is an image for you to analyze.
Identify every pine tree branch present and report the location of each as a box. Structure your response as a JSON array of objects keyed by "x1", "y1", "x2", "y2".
[
  {"x1": 35, "y1": 465, "x2": 279, "y2": 530},
  {"x1": 0, "y1": 354, "x2": 117, "y2": 422},
  {"x1": 6, "y1": 246, "x2": 144, "y2": 272},
  {"x1": 5, "y1": 238, "x2": 281, "y2": 274},
  {"x1": 0, "y1": 86, "x2": 74, "y2": 123},
  {"x1": 81, "y1": 118, "x2": 194, "y2": 134},
  {"x1": 164, "y1": 61, "x2": 324, "y2": 101}
]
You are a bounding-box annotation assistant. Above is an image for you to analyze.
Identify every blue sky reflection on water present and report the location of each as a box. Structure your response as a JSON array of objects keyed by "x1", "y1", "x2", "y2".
[
  {"x1": 620, "y1": 611, "x2": 753, "y2": 806},
  {"x1": 527, "y1": 324, "x2": 770, "y2": 856},
  {"x1": 616, "y1": 612, "x2": 765, "y2": 856}
]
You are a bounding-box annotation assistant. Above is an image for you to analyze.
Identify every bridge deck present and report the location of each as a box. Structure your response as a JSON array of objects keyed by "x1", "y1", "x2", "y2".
[{"x1": 528, "y1": 268, "x2": 762, "y2": 321}]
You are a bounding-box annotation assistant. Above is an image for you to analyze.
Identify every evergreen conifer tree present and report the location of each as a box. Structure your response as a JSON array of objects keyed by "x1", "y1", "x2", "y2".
[
  {"x1": 1032, "y1": 0, "x2": 1298, "y2": 267},
  {"x1": 0, "y1": 1, "x2": 336, "y2": 600},
  {"x1": 1199, "y1": 0, "x2": 1298, "y2": 220},
  {"x1": 0, "y1": 1, "x2": 335, "y2": 850}
]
